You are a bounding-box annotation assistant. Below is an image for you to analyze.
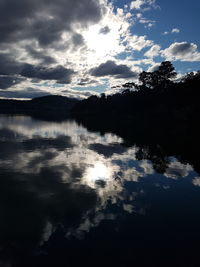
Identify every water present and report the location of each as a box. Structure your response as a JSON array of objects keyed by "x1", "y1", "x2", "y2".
[{"x1": 0, "y1": 115, "x2": 200, "y2": 267}]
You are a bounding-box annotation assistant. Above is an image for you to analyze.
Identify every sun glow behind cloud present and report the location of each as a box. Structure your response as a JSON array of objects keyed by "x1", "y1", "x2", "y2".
[
  {"x1": 85, "y1": 162, "x2": 111, "y2": 186},
  {"x1": 83, "y1": 26, "x2": 123, "y2": 65},
  {"x1": 82, "y1": 6, "x2": 130, "y2": 66},
  {"x1": 0, "y1": 0, "x2": 200, "y2": 99}
]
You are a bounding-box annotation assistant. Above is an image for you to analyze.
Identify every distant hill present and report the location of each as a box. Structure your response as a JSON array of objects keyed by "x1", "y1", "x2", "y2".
[
  {"x1": 0, "y1": 95, "x2": 79, "y2": 120},
  {"x1": 31, "y1": 95, "x2": 78, "y2": 106}
]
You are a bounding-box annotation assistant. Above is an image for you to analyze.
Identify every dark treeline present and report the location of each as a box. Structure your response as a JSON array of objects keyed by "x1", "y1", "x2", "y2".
[
  {"x1": 72, "y1": 62, "x2": 200, "y2": 172},
  {"x1": 0, "y1": 95, "x2": 78, "y2": 120},
  {"x1": 0, "y1": 61, "x2": 200, "y2": 172}
]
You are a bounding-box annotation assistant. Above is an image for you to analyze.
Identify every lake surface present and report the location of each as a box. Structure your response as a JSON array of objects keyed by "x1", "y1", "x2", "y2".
[{"x1": 0, "y1": 115, "x2": 200, "y2": 267}]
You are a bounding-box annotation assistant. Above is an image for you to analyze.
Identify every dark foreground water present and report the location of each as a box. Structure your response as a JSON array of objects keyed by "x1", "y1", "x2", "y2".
[{"x1": 0, "y1": 115, "x2": 200, "y2": 267}]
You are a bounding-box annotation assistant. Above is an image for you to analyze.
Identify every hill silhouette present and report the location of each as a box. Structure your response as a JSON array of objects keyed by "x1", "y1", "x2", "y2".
[{"x1": 0, "y1": 95, "x2": 79, "y2": 120}]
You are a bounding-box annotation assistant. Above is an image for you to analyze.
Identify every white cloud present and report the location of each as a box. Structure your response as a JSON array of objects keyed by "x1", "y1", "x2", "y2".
[
  {"x1": 164, "y1": 160, "x2": 193, "y2": 179},
  {"x1": 144, "y1": 44, "x2": 161, "y2": 58},
  {"x1": 125, "y1": 35, "x2": 153, "y2": 51},
  {"x1": 162, "y1": 28, "x2": 180, "y2": 35},
  {"x1": 0, "y1": 0, "x2": 138, "y2": 97},
  {"x1": 147, "y1": 62, "x2": 160, "y2": 72},
  {"x1": 171, "y1": 28, "x2": 180, "y2": 33},
  {"x1": 193, "y1": 177, "x2": 200, "y2": 187},
  {"x1": 162, "y1": 42, "x2": 200, "y2": 62},
  {"x1": 139, "y1": 18, "x2": 156, "y2": 28},
  {"x1": 136, "y1": 13, "x2": 143, "y2": 18},
  {"x1": 162, "y1": 31, "x2": 169, "y2": 35},
  {"x1": 145, "y1": 22, "x2": 155, "y2": 28},
  {"x1": 130, "y1": 0, "x2": 146, "y2": 10},
  {"x1": 130, "y1": 0, "x2": 159, "y2": 11},
  {"x1": 139, "y1": 160, "x2": 154, "y2": 174}
]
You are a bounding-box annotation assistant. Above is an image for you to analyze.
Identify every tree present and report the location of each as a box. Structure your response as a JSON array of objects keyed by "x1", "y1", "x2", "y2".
[
  {"x1": 139, "y1": 61, "x2": 177, "y2": 90},
  {"x1": 139, "y1": 71, "x2": 158, "y2": 89},
  {"x1": 112, "y1": 61, "x2": 177, "y2": 92},
  {"x1": 155, "y1": 61, "x2": 177, "y2": 88},
  {"x1": 181, "y1": 71, "x2": 200, "y2": 84},
  {"x1": 157, "y1": 61, "x2": 177, "y2": 80}
]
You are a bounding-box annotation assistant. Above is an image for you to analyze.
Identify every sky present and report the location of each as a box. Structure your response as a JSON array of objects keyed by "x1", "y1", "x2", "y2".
[{"x1": 0, "y1": 0, "x2": 199, "y2": 99}]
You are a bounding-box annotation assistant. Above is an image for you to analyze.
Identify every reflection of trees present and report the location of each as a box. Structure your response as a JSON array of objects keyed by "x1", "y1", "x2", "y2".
[
  {"x1": 136, "y1": 145, "x2": 169, "y2": 174},
  {"x1": 0, "y1": 116, "x2": 200, "y2": 267},
  {"x1": 72, "y1": 62, "x2": 200, "y2": 174}
]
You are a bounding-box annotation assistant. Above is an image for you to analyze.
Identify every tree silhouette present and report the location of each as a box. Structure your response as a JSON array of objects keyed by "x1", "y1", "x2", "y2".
[
  {"x1": 139, "y1": 61, "x2": 177, "y2": 90},
  {"x1": 139, "y1": 71, "x2": 157, "y2": 89},
  {"x1": 156, "y1": 61, "x2": 177, "y2": 87},
  {"x1": 113, "y1": 61, "x2": 177, "y2": 92},
  {"x1": 181, "y1": 70, "x2": 200, "y2": 84},
  {"x1": 157, "y1": 61, "x2": 177, "y2": 79}
]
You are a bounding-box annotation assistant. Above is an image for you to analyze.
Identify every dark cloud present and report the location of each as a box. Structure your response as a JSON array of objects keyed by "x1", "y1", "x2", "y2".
[
  {"x1": 0, "y1": 129, "x2": 24, "y2": 141},
  {"x1": 0, "y1": 76, "x2": 24, "y2": 89},
  {"x1": 0, "y1": 0, "x2": 104, "y2": 48},
  {"x1": 168, "y1": 42, "x2": 196, "y2": 56},
  {"x1": 0, "y1": 0, "x2": 105, "y2": 93},
  {"x1": 77, "y1": 78, "x2": 98, "y2": 86},
  {"x1": 21, "y1": 64, "x2": 75, "y2": 84},
  {"x1": 0, "y1": 135, "x2": 72, "y2": 159},
  {"x1": 89, "y1": 143, "x2": 126, "y2": 157},
  {"x1": 162, "y1": 42, "x2": 200, "y2": 61},
  {"x1": 99, "y1": 26, "x2": 110, "y2": 34},
  {"x1": 25, "y1": 46, "x2": 56, "y2": 65},
  {"x1": 0, "y1": 53, "x2": 22, "y2": 76},
  {"x1": 71, "y1": 33, "x2": 85, "y2": 48},
  {"x1": 0, "y1": 53, "x2": 75, "y2": 87},
  {"x1": 90, "y1": 60, "x2": 138, "y2": 79},
  {"x1": 22, "y1": 135, "x2": 74, "y2": 151}
]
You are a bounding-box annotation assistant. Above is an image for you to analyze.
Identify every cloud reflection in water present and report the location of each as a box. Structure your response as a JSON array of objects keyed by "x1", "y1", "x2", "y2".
[{"x1": 0, "y1": 115, "x2": 200, "y2": 265}]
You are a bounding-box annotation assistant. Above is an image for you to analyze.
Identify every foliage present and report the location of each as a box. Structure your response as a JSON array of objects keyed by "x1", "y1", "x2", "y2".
[{"x1": 138, "y1": 61, "x2": 177, "y2": 89}]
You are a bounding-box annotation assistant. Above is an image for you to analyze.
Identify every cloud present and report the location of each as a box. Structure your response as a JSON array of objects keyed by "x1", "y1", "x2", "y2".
[
  {"x1": 147, "y1": 63, "x2": 160, "y2": 72},
  {"x1": 0, "y1": 0, "x2": 107, "y2": 93},
  {"x1": 171, "y1": 28, "x2": 180, "y2": 33},
  {"x1": 130, "y1": 0, "x2": 159, "y2": 11},
  {"x1": 0, "y1": 0, "x2": 140, "y2": 97},
  {"x1": 0, "y1": 0, "x2": 104, "y2": 48},
  {"x1": 126, "y1": 35, "x2": 153, "y2": 51},
  {"x1": 77, "y1": 78, "x2": 99, "y2": 86},
  {"x1": 71, "y1": 33, "x2": 85, "y2": 49},
  {"x1": 193, "y1": 177, "x2": 200, "y2": 187},
  {"x1": 21, "y1": 65, "x2": 76, "y2": 84},
  {"x1": 2, "y1": 0, "x2": 194, "y2": 100},
  {"x1": 99, "y1": 26, "x2": 110, "y2": 34},
  {"x1": 162, "y1": 28, "x2": 180, "y2": 35},
  {"x1": 25, "y1": 47, "x2": 57, "y2": 65},
  {"x1": 162, "y1": 31, "x2": 169, "y2": 35},
  {"x1": 0, "y1": 76, "x2": 24, "y2": 89},
  {"x1": 162, "y1": 42, "x2": 200, "y2": 61},
  {"x1": 0, "y1": 53, "x2": 22, "y2": 76},
  {"x1": 89, "y1": 143, "x2": 126, "y2": 158},
  {"x1": 164, "y1": 160, "x2": 193, "y2": 179},
  {"x1": 144, "y1": 44, "x2": 161, "y2": 58},
  {"x1": 139, "y1": 19, "x2": 155, "y2": 28},
  {"x1": 90, "y1": 60, "x2": 138, "y2": 79},
  {"x1": 130, "y1": 0, "x2": 146, "y2": 10}
]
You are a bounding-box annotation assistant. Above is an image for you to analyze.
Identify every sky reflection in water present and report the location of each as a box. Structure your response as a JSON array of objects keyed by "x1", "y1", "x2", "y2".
[{"x1": 0, "y1": 115, "x2": 200, "y2": 266}]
